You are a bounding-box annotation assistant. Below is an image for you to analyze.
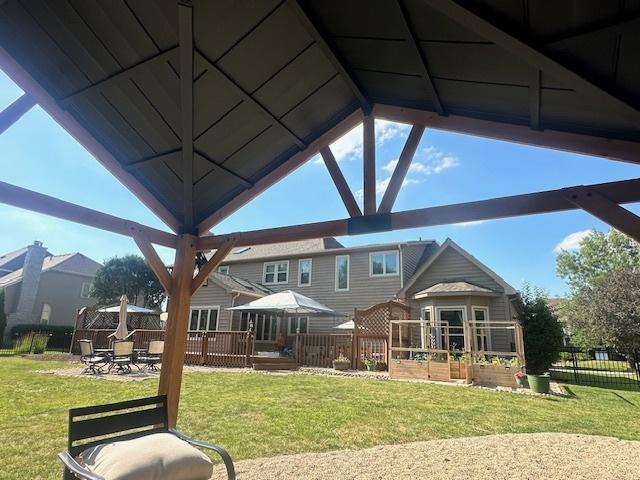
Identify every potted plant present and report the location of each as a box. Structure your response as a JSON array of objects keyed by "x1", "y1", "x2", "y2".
[
  {"x1": 362, "y1": 356, "x2": 377, "y2": 372},
  {"x1": 521, "y1": 286, "x2": 564, "y2": 394},
  {"x1": 514, "y1": 370, "x2": 527, "y2": 387},
  {"x1": 332, "y1": 353, "x2": 351, "y2": 371}
]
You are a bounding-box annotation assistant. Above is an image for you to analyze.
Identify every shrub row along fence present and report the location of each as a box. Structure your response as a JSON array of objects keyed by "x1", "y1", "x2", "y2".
[
  {"x1": 0, "y1": 330, "x2": 74, "y2": 355},
  {"x1": 549, "y1": 347, "x2": 640, "y2": 391},
  {"x1": 72, "y1": 329, "x2": 254, "y2": 367},
  {"x1": 295, "y1": 333, "x2": 388, "y2": 370}
]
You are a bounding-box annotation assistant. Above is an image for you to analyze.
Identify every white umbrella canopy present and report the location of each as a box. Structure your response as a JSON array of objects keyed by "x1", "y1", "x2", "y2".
[
  {"x1": 227, "y1": 290, "x2": 345, "y2": 317},
  {"x1": 334, "y1": 320, "x2": 355, "y2": 330},
  {"x1": 114, "y1": 294, "x2": 129, "y2": 340},
  {"x1": 97, "y1": 305, "x2": 155, "y2": 313}
]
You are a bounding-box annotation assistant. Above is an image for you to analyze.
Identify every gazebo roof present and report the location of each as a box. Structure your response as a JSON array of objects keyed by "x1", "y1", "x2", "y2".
[{"x1": 1, "y1": 1, "x2": 639, "y2": 233}]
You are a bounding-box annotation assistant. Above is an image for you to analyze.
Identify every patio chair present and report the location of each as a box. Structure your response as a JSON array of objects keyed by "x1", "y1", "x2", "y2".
[
  {"x1": 78, "y1": 340, "x2": 107, "y2": 375},
  {"x1": 58, "y1": 395, "x2": 236, "y2": 480},
  {"x1": 137, "y1": 340, "x2": 164, "y2": 371},
  {"x1": 110, "y1": 340, "x2": 134, "y2": 374}
]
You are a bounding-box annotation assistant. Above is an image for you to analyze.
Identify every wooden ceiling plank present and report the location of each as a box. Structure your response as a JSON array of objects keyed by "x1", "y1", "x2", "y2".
[
  {"x1": 378, "y1": 124, "x2": 425, "y2": 213},
  {"x1": 374, "y1": 103, "x2": 640, "y2": 163},
  {"x1": 0, "y1": 44, "x2": 182, "y2": 232},
  {"x1": 133, "y1": 230, "x2": 173, "y2": 293},
  {"x1": 191, "y1": 237, "x2": 237, "y2": 295},
  {"x1": 362, "y1": 114, "x2": 376, "y2": 215},
  {"x1": 320, "y1": 145, "x2": 362, "y2": 217},
  {"x1": 178, "y1": 1, "x2": 194, "y2": 229},
  {"x1": 194, "y1": 150, "x2": 253, "y2": 188},
  {"x1": 0, "y1": 180, "x2": 177, "y2": 248},
  {"x1": 564, "y1": 186, "x2": 640, "y2": 243},
  {"x1": 195, "y1": 48, "x2": 306, "y2": 150},
  {"x1": 196, "y1": 107, "x2": 364, "y2": 233},
  {"x1": 0, "y1": 93, "x2": 35, "y2": 134},
  {"x1": 530, "y1": 69, "x2": 541, "y2": 130},
  {"x1": 58, "y1": 47, "x2": 178, "y2": 106},
  {"x1": 424, "y1": 0, "x2": 640, "y2": 127},
  {"x1": 196, "y1": 177, "x2": 640, "y2": 251},
  {"x1": 397, "y1": 0, "x2": 445, "y2": 115},
  {"x1": 286, "y1": 0, "x2": 371, "y2": 113},
  {"x1": 546, "y1": 13, "x2": 640, "y2": 49}
]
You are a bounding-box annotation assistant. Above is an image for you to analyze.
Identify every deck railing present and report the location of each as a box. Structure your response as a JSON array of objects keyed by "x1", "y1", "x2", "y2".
[{"x1": 295, "y1": 333, "x2": 388, "y2": 369}]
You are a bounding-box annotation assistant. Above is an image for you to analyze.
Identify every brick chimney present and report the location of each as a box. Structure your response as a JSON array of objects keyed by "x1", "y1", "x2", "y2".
[{"x1": 12, "y1": 240, "x2": 47, "y2": 325}]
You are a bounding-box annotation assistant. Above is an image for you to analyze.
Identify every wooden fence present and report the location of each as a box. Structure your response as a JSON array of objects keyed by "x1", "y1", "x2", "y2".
[
  {"x1": 71, "y1": 329, "x2": 253, "y2": 367},
  {"x1": 296, "y1": 333, "x2": 388, "y2": 370}
]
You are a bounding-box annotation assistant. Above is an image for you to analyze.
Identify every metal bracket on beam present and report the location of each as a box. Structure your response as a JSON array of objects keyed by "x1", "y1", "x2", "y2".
[{"x1": 348, "y1": 213, "x2": 392, "y2": 235}]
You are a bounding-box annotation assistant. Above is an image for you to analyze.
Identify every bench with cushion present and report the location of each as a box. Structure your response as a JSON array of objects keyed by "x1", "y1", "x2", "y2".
[{"x1": 59, "y1": 395, "x2": 235, "y2": 480}]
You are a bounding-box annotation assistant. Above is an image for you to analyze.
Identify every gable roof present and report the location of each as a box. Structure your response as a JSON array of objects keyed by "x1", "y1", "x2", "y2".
[
  {"x1": 0, "y1": 253, "x2": 97, "y2": 289},
  {"x1": 208, "y1": 272, "x2": 273, "y2": 298},
  {"x1": 398, "y1": 238, "x2": 516, "y2": 297},
  {"x1": 0, "y1": 246, "x2": 28, "y2": 272},
  {"x1": 218, "y1": 238, "x2": 344, "y2": 263}
]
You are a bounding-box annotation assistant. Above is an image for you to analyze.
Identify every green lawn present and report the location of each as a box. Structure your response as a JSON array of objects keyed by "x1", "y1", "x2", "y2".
[{"x1": 3, "y1": 357, "x2": 640, "y2": 480}]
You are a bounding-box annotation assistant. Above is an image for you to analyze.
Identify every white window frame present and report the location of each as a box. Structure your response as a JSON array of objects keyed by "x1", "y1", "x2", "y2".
[
  {"x1": 218, "y1": 265, "x2": 229, "y2": 275},
  {"x1": 40, "y1": 303, "x2": 52, "y2": 324},
  {"x1": 419, "y1": 306, "x2": 434, "y2": 349},
  {"x1": 369, "y1": 250, "x2": 400, "y2": 277},
  {"x1": 188, "y1": 306, "x2": 220, "y2": 331},
  {"x1": 298, "y1": 258, "x2": 312, "y2": 287},
  {"x1": 471, "y1": 305, "x2": 492, "y2": 351},
  {"x1": 288, "y1": 316, "x2": 309, "y2": 335},
  {"x1": 335, "y1": 255, "x2": 350, "y2": 291},
  {"x1": 263, "y1": 260, "x2": 289, "y2": 285},
  {"x1": 436, "y1": 306, "x2": 467, "y2": 351},
  {"x1": 80, "y1": 282, "x2": 93, "y2": 298}
]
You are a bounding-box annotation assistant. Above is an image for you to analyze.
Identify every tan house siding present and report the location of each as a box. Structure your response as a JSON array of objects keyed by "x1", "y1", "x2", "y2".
[
  {"x1": 190, "y1": 282, "x2": 236, "y2": 330},
  {"x1": 32, "y1": 271, "x2": 98, "y2": 327}
]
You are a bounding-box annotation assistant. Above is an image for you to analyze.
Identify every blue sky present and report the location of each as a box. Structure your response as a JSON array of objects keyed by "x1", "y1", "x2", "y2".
[{"x1": 2, "y1": 69, "x2": 639, "y2": 296}]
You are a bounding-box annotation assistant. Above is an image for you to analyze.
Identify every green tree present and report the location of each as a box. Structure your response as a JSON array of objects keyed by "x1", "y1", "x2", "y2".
[
  {"x1": 556, "y1": 229, "x2": 640, "y2": 291},
  {"x1": 521, "y1": 286, "x2": 564, "y2": 374},
  {"x1": 92, "y1": 255, "x2": 165, "y2": 309},
  {"x1": 0, "y1": 289, "x2": 6, "y2": 343}
]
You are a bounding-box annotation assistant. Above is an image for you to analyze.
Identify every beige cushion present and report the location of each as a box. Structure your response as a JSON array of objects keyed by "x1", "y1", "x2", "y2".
[{"x1": 77, "y1": 432, "x2": 213, "y2": 480}]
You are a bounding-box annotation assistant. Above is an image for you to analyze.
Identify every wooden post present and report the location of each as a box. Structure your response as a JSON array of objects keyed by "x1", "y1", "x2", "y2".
[{"x1": 158, "y1": 234, "x2": 196, "y2": 428}]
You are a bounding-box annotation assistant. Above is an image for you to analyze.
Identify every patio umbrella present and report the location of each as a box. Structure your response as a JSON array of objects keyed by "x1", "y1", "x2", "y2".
[
  {"x1": 227, "y1": 290, "x2": 344, "y2": 316},
  {"x1": 114, "y1": 294, "x2": 129, "y2": 340}
]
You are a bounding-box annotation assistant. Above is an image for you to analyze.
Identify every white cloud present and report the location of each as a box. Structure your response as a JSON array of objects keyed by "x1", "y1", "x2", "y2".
[
  {"x1": 453, "y1": 220, "x2": 487, "y2": 227},
  {"x1": 376, "y1": 120, "x2": 410, "y2": 145},
  {"x1": 554, "y1": 230, "x2": 591, "y2": 253}
]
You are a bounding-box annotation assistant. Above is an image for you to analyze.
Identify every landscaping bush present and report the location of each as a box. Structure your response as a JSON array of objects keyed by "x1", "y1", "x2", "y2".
[
  {"x1": 14, "y1": 333, "x2": 49, "y2": 354},
  {"x1": 8, "y1": 324, "x2": 73, "y2": 350},
  {"x1": 521, "y1": 286, "x2": 564, "y2": 375}
]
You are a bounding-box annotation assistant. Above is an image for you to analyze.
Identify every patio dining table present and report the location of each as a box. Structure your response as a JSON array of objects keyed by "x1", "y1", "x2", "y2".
[{"x1": 93, "y1": 348, "x2": 143, "y2": 372}]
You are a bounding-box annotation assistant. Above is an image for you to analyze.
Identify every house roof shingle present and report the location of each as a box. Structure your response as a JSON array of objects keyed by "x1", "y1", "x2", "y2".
[
  {"x1": 0, "y1": 253, "x2": 83, "y2": 288},
  {"x1": 209, "y1": 272, "x2": 273, "y2": 298},
  {"x1": 412, "y1": 281, "x2": 499, "y2": 299}
]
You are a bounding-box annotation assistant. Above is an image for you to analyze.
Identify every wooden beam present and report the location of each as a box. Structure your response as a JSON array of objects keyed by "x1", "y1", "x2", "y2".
[
  {"x1": 133, "y1": 231, "x2": 173, "y2": 293},
  {"x1": 0, "y1": 93, "x2": 35, "y2": 134},
  {"x1": 196, "y1": 177, "x2": 640, "y2": 251},
  {"x1": 378, "y1": 125, "x2": 425, "y2": 213},
  {"x1": 195, "y1": 107, "x2": 363, "y2": 233},
  {"x1": 565, "y1": 187, "x2": 640, "y2": 243},
  {"x1": 58, "y1": 47, "x2": 178, "y2": 106},
  {"x1": 373, "y1": 103, "x2": 640, "y2": 164},
  {"x1": 286, "y1": 0, "x2": 371, "y2": 113},
  {"x1": 191, "y1": 237, "x2": 236, "y2": 295},
  {"x1": 363, "y1": 114, "x2": 376, "y2": 215},
  {"x1": 0, "y1": 45, "x2": 181, "y2": 233},
  {"x1": 320, "y1": 146, "x2": 362, "y2": 217},
  {"x1": 195, "y1": 48, "x2": 305, "y2": 149},
  {"x1": 0, "y1": 180, "x2": 177, "y2": 248},
  {"x1": 158, "y1": 234, "x2": 196, "y2": 428},
  {"x1": 179, "y1": 1, "x2": 194, "y2": 229},
  {"x1": 424, "y1": 0, "x2": 640, "y2": 127},
  {"x1": 194, "y1": 150, "x2": 253, "y2": 188},
  {"x1": 397, "y1": 0, "x2": 445, "y2": 115}
]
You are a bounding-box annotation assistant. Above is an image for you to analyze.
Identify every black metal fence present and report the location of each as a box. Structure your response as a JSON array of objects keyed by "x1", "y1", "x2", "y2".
[
  {"x1": 0, "y1": 330, "x2": 74, "y2": 356},
  {"x1": 549, "y1": 347, "x2": 640, "y2": 391}
]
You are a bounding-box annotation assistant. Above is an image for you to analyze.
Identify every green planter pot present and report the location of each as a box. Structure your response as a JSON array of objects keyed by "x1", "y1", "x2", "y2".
[{"x1": 527, "y1": 374, "x2": 550, "y2": 394}]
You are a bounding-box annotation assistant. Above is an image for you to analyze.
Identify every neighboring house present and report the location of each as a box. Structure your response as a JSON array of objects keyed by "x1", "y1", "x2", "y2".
[
  {"x1": 191, "y1": 237, "x2": 519, "y2": 351},
  {"x1": 0, "y1": 241, "x2": 102, "y2": 338}
]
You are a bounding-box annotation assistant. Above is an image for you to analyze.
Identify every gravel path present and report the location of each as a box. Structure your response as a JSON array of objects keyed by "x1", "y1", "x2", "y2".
[{"x1": 212, "y1": 433, "x2": 640, "y2": 479}]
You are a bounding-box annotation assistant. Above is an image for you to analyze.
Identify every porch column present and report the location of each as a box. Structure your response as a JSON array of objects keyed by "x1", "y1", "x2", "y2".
[{"x1": 158, "y1": 234, "x2": 197, "y2": 427}]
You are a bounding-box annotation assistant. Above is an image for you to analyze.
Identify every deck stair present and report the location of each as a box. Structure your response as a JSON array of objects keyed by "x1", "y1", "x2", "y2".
[{"x1": 253, "y1": 354, "x2": 298, "y2": 371}]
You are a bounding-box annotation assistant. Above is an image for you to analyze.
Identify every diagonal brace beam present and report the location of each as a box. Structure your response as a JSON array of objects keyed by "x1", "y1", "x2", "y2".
[
  {"x1": 0, "y1": 93, "x2": 35, "y2": 134},
  {"x1": 133, "y1": 231, "x2": 173, "y2": 293},
  {"x1": 191, "y1": 237, "x2": 237, "y2": 294},
  {"x1": 378, "y1": 125, "x2": 425, "y2": 213},
  {"x1": 320, "y1": 146, "x2": 362, "y2": 217},
  {"x1": 564, "y1": 186, "x2": 640, "y2": 243}
]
